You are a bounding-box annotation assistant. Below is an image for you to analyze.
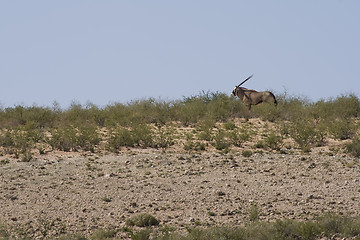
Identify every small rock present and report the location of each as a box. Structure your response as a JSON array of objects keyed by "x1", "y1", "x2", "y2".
[{"x1": 308, "y1": 163, "x2": 316, "y2": 169}]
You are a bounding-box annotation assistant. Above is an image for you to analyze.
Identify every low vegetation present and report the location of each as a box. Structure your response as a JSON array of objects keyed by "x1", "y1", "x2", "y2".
[
  {"x1": 1, "y1": 213, "x2": 359, "y2": 239},
  {"x1": 1, "y1": 92, "x2": 359, "y2": 158}
]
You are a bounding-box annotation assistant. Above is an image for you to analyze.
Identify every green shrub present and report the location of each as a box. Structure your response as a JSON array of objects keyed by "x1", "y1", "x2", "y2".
[
  {"x1": 272, "y1": 219, "x2": 321, "y2": 240},
  {"x1": 126, "y1": 213, "x2": 159, "y2": 227},
  {"x1": 102, "y1": 103, "x2": 132, "y2": 127},
  {"x1": 184, "y1": 140, "x2": 206, "y2": 151},
  {"x1": 0, "y1": 105, "x2": 58, "y2": 128},
  {"x1": 318, "y1": 213, "x2": 348, "y2": 238},
  {"x1": 90, "y1": 229, "x2": 116, "y2": 240},
  {"x1": 56, "y1": 234, "x2": 88, "y2": 240},
  {"x1": 264, "y1": 132, "x2": 283, "y2": 150},
  {"x1": 254, "y1": 141, "x2": 266, "y2": 149},
  {"x1": 252, "y1": 103, "x2": 280, "y2": 122},
  {"x1": 228, "y1": 130, "x2": 242, "y2": 147},
  {"x1": 206, "y1": 92, "x2": 237, "y2": 121},
  {"x1": 115, "y1": 98, "x2": 174, "y2": 126},
  {"x1": 346, "y1": 137, "x2": 360, "y2": 157},
  {"x1": 228, "y1": 126, "x2": 254, "y2": 148},
  {"x1": 248, "y1": 204, "x2": 260, "y2": 222},
  {"x1": 0, "y1": 131, "x2": 16, "y2": 153},
  {"x1": 0, "y1": 224, "x2": 9, "y2": 239},
  {"x1": 326, "y1": 119, "x2": 354, "y2": 140},
  {"x1": 297, "y1": 221, "x2": 322, "y2": 240},
  {"x1": 173, "y1": 91, "x2": 249, "y2": 125},
  {"x1": 289, "y1": 121, "x2": 324, "y2": 151},
  {"x1": 0, "y1": 127, "x2": 44, "y2": 159},
  {"x1": 275, "y1": 95, "x2": 309, "y2": 121},
  {"x1": 213, "y1": 130, "x2": 230, "y2": 151},
  {"x1": 242, "y1": 150, "x2": 253, "y2": 157},
  {"x1": 62, "y1": 102, "x2": 87, "y2": 125},
  {"x1": 310, "y1": 94, "x2": 360, "y2": 121},
  {"x1": 196, "y1": 119, "x2": 215, "y2": 141},
  {"x1": 154, "y1": 126, "x2": 175, "y2": 149},
  {"x1": 49, "y1": 126, "x2": 78, "y2": 152},
  {"x1": 131, "y1": 124, "x2": 154, "y2": 148},
  {"x1": 48, "y1": 124, "x2": 100, "y2": 153},
  {"x1": 155, "y1": 214, "x2": 359, "y2": 240},
  {"x1": 174, "y1": 94, "x2": 208, "y2": 125},
  {"x1": 342, "y1": 217, "x2": 360, "y2": 237},
  {"x1": 61, "y1": 102, "x2": 106, "y2": 127},
  {"x1": 223, "y1": 121, "x2": 236, "y2": 130},
  {"x1": 107, "y1": 124, "x2": 155, "y2": 151},
  {"x1": 332, "y1": 94, "x2": 360, "y2": 118},
  {"x1": 77, "y1": 126, "x2": 101, "y2": 152},
  {"x1": 131, "y1": 229, "x2": 151, "y2": 240},
  {"x1": 273, "y1": 219, "x2": 301, "y2": 239},
  {"x1": 21, "y1": 150, "x2": 33, "y2": 162},
  {"x1": 108, "y1": 128, "x2": 134, "y2": 151},
  {"x1": 184, "y1": 227, "x2": 247, "y2": 240}
]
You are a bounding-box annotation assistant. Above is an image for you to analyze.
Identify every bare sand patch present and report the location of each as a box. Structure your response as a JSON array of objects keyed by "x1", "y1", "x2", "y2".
[{"x1": 1, "y1": 150, "x2": 359, "y2": 239}]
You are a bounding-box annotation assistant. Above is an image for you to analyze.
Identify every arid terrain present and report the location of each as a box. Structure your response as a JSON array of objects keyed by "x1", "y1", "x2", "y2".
[{"x1": 1, "y1": 147, "x2": 359, "y2": 239}]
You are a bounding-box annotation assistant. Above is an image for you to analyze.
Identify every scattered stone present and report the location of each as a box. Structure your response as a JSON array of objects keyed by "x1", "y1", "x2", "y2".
[
  {"x1": 1, "y1": 151, "x2": 359, "y2": 239},
  {"x1": 308, "y1": 163, "x2": 316, "y2": 169}
]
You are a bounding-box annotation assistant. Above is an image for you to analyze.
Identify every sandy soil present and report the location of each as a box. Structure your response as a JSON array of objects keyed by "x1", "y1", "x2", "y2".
[{"x1": 1, "y1": 149, "x2": 359, "y2": 239}]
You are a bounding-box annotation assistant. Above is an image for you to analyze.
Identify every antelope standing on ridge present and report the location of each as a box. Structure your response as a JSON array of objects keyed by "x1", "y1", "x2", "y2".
[{"x1": 232, "y1": 75, "x2": 277, "y2": 110}]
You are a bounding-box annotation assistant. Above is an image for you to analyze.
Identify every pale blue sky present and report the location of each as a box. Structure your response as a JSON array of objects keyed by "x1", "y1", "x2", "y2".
[{"x1": 1, "y1": 1, "x2": 359, "y2": 108}]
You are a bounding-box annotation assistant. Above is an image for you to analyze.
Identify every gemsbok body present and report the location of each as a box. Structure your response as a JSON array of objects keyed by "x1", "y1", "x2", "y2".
[{"x1": 232, "y1": 75, "x2": 277, "y2": 110}]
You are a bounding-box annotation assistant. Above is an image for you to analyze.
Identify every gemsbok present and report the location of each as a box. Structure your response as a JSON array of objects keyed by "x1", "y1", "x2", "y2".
[{"x1": 232, "y1": 75, "x2": 277, "y2": 110}]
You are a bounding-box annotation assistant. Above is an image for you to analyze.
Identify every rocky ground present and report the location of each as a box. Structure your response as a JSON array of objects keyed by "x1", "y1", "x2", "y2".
[{"x1": 1, "y1": 148, "x2": 360, "y2": 239}]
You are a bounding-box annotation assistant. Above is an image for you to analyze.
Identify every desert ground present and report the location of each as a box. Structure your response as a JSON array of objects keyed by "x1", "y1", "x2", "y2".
[{"x1": 1, "y1": 146, "x2": 359, "y2": 239}]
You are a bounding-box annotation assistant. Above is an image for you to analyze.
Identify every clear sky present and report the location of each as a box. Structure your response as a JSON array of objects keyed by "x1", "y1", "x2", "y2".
[{"x1": 1, "y1": 1, "x2": 359, "y2": 108}]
